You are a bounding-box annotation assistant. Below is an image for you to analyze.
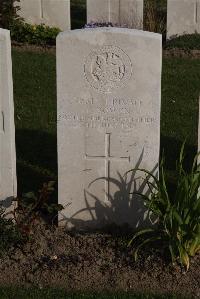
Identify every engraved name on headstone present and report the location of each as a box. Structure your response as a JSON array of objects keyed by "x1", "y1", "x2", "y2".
[
  {"x1": 167, "y1": 0, "x2": 200, "y2": 39},
  {"x1": 87, "y1": 0, "x2": 143, "y2": 29},
  {"x1": 0, "y1": 29, "x2": 17, "y2": 211},
  {"x1": 57, "y1": 28, "x2": 162, "y2": 229}
]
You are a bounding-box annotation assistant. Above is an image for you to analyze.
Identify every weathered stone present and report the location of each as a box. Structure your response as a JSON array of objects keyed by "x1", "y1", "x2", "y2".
[
  {"x1": 0, "y1": 29, "x2": 17, "y2": 211},
  {"x1": 87, "y1": 0, "x2": 143, "y2": 29},
  {"x1": 167, "y1": 0, "x2": 200, "y2": 39},
  {"x1": 120, "y1": 0, "x2": 143, "y2": 28},
  {"x1": 18, "y1": 0, "x2": 71, "y2": 30},
  {"x1": 57, "y1": 28, "x2": 162, "y2": 229},
  {"x1": 17, "y1": 0, "x2": 41, "y2": 25}
]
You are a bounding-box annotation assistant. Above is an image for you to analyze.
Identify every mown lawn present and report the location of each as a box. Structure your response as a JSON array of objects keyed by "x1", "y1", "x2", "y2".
[
  {"x1": 12, "y1": 49, "x2": 57, "y2": 193},
  {"x1": 12, "y1": 48, "x2": 200, "y2": 195}
]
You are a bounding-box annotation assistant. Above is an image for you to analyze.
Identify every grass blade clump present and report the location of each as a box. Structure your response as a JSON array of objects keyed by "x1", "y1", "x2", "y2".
[{"x1": 128, "y1": 143, "x2": 200, "y2": 270}]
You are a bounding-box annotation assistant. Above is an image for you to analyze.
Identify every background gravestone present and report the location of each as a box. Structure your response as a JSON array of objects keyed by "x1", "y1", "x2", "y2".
[
  {"x1": 0, "y1": 29, "x2": 17, "y2": 211},
  {"x1": 87, "y1": 0, "x2": 143, "y2": 29},
  {"x1": 18, "y1": 0, "x2": 71, "y2": 30},
  {"x1": 57, "y1": 28, "x2": 162, "y2": 229},
  {"x1": 167, "y1": 0, "x2": 200, "y2": 39}
]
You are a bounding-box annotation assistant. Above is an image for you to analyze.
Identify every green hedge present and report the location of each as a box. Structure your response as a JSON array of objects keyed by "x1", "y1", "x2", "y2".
[
  {"x1": 165, "y1": 33, "x2": 200, "y2": 50},
  {"x1": 10, "y1": 21, "x2": 61, "y2": 46}
]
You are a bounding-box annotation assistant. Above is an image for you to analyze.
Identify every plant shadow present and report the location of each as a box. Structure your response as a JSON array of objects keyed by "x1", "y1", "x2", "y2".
[
  {"x1": 14, "y1": 130, "x2": 197, "y2": 229},
  {"x1": 60, "y1": 149, "x2": 158, "y2": 230}
]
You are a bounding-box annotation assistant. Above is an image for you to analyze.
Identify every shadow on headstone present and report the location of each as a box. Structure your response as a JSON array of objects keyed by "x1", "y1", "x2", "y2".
[{"x1": 60, "y1": 149, "x2": 158, "y2": 231}]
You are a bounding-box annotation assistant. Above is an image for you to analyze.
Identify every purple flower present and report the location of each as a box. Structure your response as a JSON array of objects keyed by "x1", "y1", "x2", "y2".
[{"x1": 84, "y1": 22, "x2": 129, "y2": 29}]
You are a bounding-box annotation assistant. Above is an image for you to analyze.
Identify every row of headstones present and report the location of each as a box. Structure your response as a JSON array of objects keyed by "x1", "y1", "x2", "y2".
[
  {"x1": 17, "y1": 0, "x2": 143, "y2": 30},
  {"x1": 1, "y1": 26, "x2": 199, "y2": 229},
  {"x1": 18, "y1": 0, "x2": 200, "y2": 38}
]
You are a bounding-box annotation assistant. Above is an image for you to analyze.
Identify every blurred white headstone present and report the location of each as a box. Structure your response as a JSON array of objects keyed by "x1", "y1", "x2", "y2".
[
  {"x1": 167, "y1": 0, "x2": 200, "y2": 39},
  {"x1": 18, "y1": 0, "x2": 71, "y2": 30},
  {"x1": 87, "y1": 0, "x2": 143, "y2": 29},
  {"x1": 0, "y1": 29, "x2": 17, "y2": 212}
]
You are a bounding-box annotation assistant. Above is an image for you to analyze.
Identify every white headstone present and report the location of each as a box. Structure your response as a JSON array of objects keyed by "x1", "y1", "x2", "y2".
[
  {"x1": 18, "y1": 0, "x2": 71, "y2": 30},
  {"x1": 87, "y1": 0, "x2": 143, "y2": 29},
  {"x1": 57, "y1": 28, "x2": 162, "y2": 229},
  {"x1": 0, "y1": 29, "x2": 17, "y2": 211},
  {"x1": 167, "y1": 0, "x2": 200, "y2": 39}
]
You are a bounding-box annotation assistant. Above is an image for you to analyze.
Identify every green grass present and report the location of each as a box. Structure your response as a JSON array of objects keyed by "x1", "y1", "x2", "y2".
[
  {"x1": 161, "y1": 57, "x2": 200, "y2": 172},
  {"x1": 165, "y1": 34, "x2": 200, "y2": 50},
  {"x1": 0, "y1": 288, "x2": 189, "y2": 299},
  {"x1": 71, "y1": 0, "x2": 86, "y2": 29},
  {"x1": 12, "y1": 48, "x2": 200, "y2": 195},
  {"x1": 12, "y1": 49, "x2": 57, "y2": 193}
]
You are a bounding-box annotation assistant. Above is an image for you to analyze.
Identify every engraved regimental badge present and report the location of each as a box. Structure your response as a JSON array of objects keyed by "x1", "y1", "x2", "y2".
[{"x1": 84, "y1": 46, "x2": 132, "y2": 93}]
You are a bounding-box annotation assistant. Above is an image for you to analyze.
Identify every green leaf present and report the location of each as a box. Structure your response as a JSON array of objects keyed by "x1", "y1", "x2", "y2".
[
  {"x1": 134, "y1": 236, "x2": 162, "y2": 261},
  {"x1": 22, "y1": 192, "x2": 36, "y2": 200},
  {"x1": 128, "y1": 141, "x2": 200, "y2": 268},
  {"x1": 178, "y1": 245, "x2": 190, "y2": 271},
  {"x1": 48, "y1": 181, "x2": 55, "y2": 188},
  {"x1": 128, "y1": 228, "x2": 155, "y2": 247},
  {"x1": 125, "y1": 168, "x2": 159, "y2": 187}
]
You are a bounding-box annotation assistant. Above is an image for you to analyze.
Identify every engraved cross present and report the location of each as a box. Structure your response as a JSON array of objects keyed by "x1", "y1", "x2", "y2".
[{"x1": 85, "y1": 133, "x2": 130, "y2": 201}]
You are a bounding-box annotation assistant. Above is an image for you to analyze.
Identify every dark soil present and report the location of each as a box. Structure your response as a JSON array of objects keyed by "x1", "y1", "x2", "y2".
[
  {"x1": 0, "y1": 224, "x2": 199, "y2": 298},
  {"x1": 12, "y1": 42, "x2": 56, "y2": 54}
]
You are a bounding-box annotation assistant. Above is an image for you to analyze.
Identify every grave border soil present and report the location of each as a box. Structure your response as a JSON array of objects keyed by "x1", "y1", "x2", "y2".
[{"x1": 0, "y1": 223, "x2": 199, "y2": 298}]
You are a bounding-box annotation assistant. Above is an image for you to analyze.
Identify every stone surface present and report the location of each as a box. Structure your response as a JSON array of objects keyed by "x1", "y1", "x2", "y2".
[
  {"x1": 87, "y1": 0, "x2": 143, "y2": 29},
  {"x1": 167, "y1": 0, "x2": 200, "y2": 39},
  {"x1": 0, "y1": 29, "x2": 17, "y2": 211},
  {"x1": 18, "y1": 0, "x2": 71, "y2": 30},
  {"x1": 57, "y1": 28, "x2": 162, "y2": 229}
]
